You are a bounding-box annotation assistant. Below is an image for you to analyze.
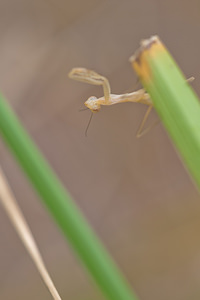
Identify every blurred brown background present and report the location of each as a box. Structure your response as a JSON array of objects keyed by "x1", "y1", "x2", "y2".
[{"x1": 0, "y1": 0, "x2": 200, "y2": 299}]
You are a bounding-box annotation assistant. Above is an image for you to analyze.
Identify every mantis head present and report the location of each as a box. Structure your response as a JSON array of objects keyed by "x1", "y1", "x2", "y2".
[{"x1": 84, "y1": 96, "x2": 101, "y2": 112}]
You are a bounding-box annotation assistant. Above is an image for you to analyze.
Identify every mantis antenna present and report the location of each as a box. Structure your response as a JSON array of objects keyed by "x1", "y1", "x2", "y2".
[{"x1": 85, "y1": 112, "x2": 93, "y2": 137}]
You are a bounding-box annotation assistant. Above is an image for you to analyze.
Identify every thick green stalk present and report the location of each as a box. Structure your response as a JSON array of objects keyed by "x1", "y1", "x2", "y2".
[
  {"x1": 131, "y1": 36, "x2": 200, "y2": 190},
  {"x1": 0, "y1": 95, "x2": 138, "y2": 300}
]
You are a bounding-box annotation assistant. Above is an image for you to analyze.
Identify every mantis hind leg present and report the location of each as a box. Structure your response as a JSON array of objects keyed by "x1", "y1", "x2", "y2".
[
  {"x1": 136, "y1": 77, "x2": 193, "y2": 138},
  {"x1": 136, "y1": 105, "x2": 159, "y2": 138}
]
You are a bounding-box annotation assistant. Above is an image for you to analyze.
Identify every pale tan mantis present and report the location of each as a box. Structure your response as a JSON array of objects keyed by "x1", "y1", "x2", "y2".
[{"x1": 68, "y1": 67, "x2": 194, "y2": 137}]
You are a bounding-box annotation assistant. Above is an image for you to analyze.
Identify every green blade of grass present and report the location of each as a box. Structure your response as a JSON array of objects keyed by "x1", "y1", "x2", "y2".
[
  {"x1": 0, "y1": 95, "x2": 138, "y2": 300},
  {"x1": 131, "y1": 36, "x2": 200, "y2": 190}
]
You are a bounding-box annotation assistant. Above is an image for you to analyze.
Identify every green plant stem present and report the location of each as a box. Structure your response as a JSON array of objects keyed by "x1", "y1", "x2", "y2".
[
  {"x1": 131, "y1": 36, "x2": 200, "y2": 190},
  {"x1": 0, "y1": 94, "x2": 138, "y2": 300}
]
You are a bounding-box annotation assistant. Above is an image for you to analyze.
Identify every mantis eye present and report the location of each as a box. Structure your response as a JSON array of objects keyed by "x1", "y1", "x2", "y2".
[{"x1": 88, "y1": 96, "x2": 97, "y2": 101}]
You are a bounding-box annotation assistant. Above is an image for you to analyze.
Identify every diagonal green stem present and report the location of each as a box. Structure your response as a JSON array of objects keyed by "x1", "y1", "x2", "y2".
[
  {"x1": 0, "y1": 94, "x2": 138, "y2": 300},
  {"x1": 131, "y1": 36, "x2": 200, "y2": 190}
]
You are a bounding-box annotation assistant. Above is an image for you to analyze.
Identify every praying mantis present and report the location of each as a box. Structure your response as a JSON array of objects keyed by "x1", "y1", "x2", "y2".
[{"x1": 68, "y1": 67, "x2": 194, "y2": 137}]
